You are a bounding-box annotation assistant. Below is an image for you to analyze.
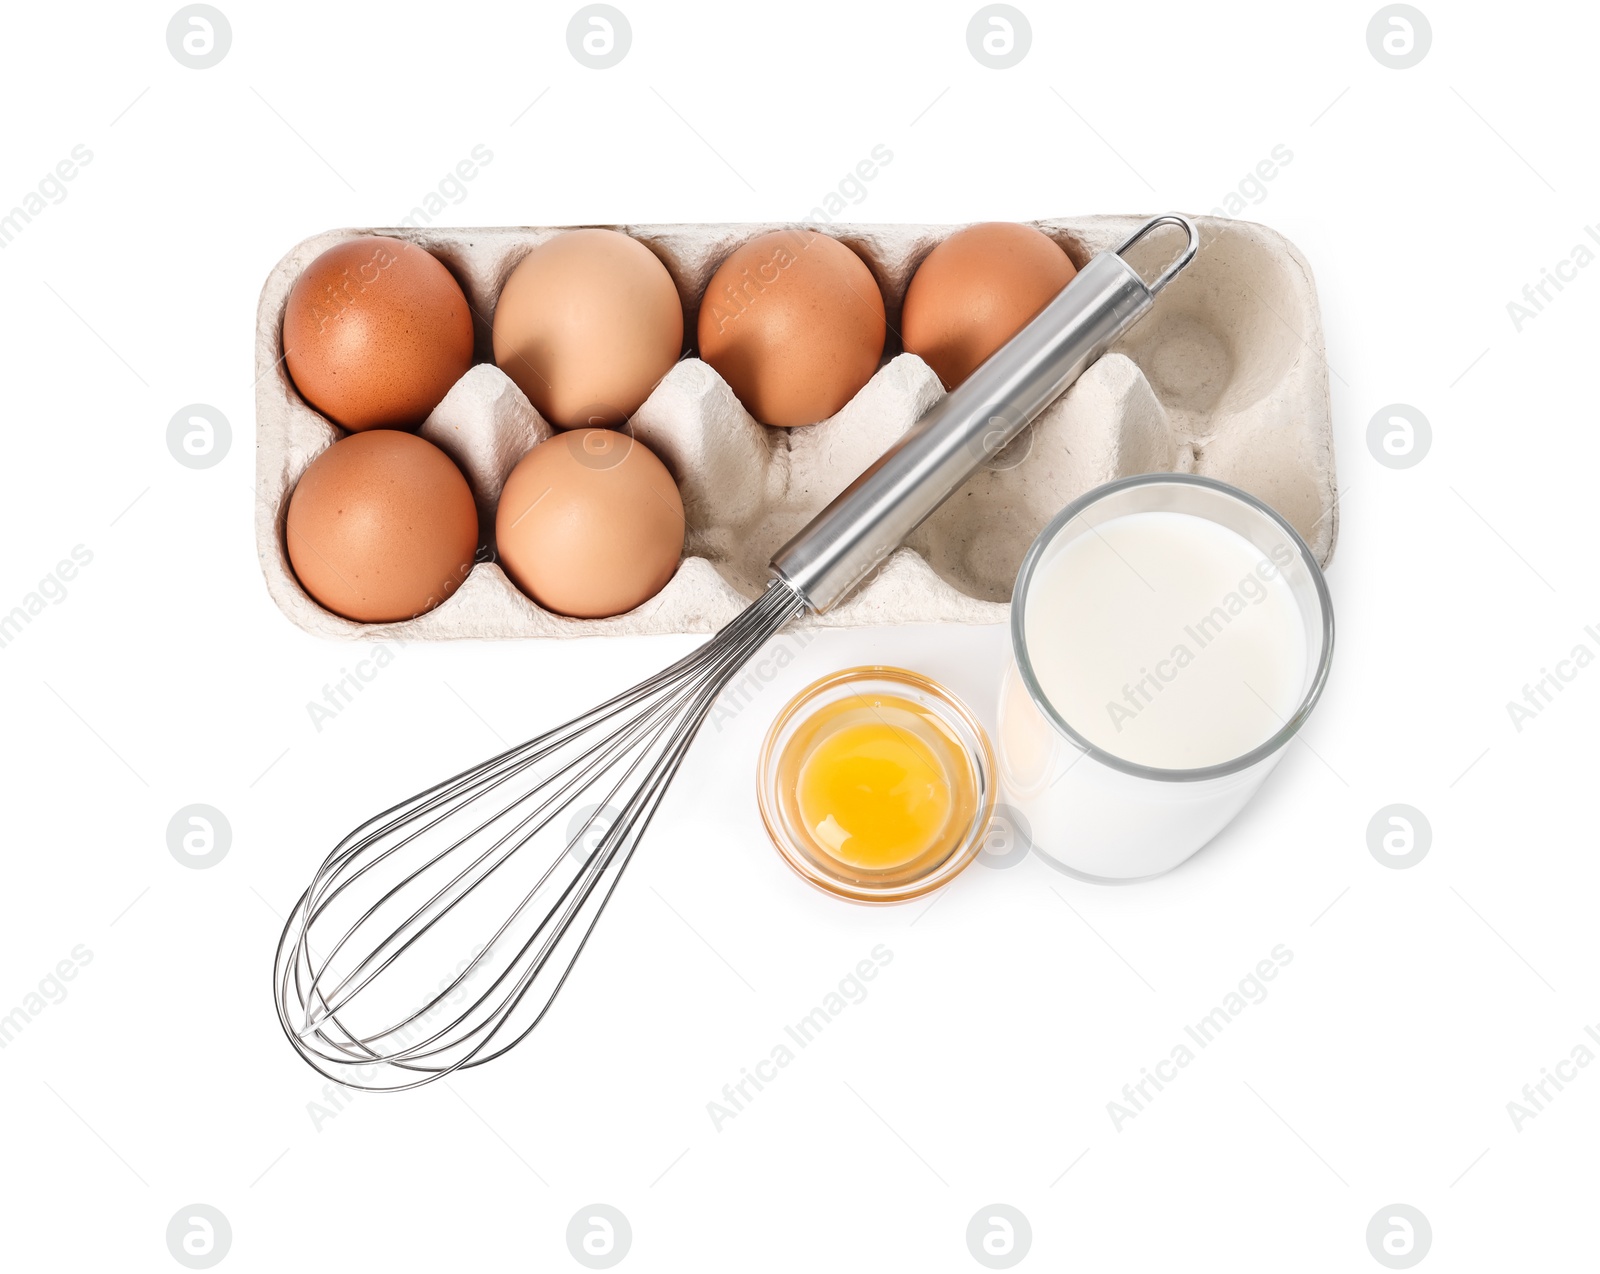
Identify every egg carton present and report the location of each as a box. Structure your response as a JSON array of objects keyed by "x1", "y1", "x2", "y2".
[{"x1": 253, "y1": 216, "x2": 1336, "y2": 639}]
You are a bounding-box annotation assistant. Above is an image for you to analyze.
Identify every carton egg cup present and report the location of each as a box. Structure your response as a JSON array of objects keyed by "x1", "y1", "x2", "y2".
[{"x1": 253, "y1": 216, "x2": 1336, "y2": 639}]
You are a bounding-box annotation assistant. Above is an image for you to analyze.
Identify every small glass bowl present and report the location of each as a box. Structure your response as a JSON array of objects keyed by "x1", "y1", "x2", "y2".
[{"x1": 757, "y1": 666, "x2": 996, "y2": 904}]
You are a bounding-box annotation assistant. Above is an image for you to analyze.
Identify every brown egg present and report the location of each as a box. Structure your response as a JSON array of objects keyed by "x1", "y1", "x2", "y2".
[
  {"x1": 901, "y1": 222, "x2": 1079, "y2": 390},
  {"x1": 697, "y1": 229, "x2": 886, "y2": 427},
  {"x1": 492, "y1": 229, "x2": 684, "y2": 429},
  {"x1": 283, "y1": 236, "x2": 475, "y2": 431},
  {"x1": 286, "y1": 430, "x2": 479, "y2": 623},
  {"x1": 495, "y1": 430, "x2": 685, "y2": 619}
]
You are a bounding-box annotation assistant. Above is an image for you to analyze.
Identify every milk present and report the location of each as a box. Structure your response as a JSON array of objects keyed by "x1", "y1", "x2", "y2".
[
  {"x1": 1022, "y1": 511, "x2": 1307, "y2": 770},
  {"x1": 998, "y1": 477, "x2": 1333, "y2": 881}
]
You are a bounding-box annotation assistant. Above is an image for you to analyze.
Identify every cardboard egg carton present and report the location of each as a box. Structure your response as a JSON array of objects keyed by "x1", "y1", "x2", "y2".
[{"x1": 254, "y1": 216, "x2": 1336, "y2": 639}]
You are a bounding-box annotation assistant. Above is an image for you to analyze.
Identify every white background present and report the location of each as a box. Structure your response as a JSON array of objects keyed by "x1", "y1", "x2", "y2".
[{"x1": 1, "y1": 0, "x2": 1594, "y2": 1269}]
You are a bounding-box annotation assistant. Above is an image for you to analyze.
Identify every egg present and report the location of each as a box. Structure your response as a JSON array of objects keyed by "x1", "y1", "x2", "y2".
[
  {"x1": 286, "y1": 430, "x2": 479, "y2": 623},
  {"x1": 495, "y1": 430, "x2": 685, "y2": 619},
  {"x1": 283, "y1": 236, "x2": 475, "y2": 431},
  {"x1": 492, "y1": 229, "x2": 684, "y2": 429},
  {"x1": 901, "y1": 222, "x2": 1078, "y2": 390},
  {"x1": 697, "y1": 229, "x2": 886, "y2": 427}
]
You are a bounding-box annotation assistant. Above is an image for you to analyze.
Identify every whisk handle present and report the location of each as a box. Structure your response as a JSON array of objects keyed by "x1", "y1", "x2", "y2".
[{"x1": 769, "y1": 213, "x2": 1198, "y2": 614}]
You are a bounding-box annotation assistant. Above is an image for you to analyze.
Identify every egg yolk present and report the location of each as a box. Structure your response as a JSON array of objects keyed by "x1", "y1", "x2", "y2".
[{"x1": 795, "y1": 720, "x2": 954, "y2": 870}]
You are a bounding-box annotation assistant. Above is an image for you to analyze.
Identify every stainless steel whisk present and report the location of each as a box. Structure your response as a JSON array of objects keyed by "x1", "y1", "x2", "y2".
[{"x1": 274, "y1": 214, "x2": 1199, "y2": 1090}]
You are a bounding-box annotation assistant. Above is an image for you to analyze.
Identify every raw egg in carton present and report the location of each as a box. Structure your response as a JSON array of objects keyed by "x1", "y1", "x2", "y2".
[{"x1": 254, "y1": 216, "x2": 1335, "y2": 639}]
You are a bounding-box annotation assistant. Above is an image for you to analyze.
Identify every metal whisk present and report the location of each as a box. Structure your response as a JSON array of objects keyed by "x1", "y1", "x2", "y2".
[{"x1": 274, "y1": 214, "x2": 1199, "y2": 1090}]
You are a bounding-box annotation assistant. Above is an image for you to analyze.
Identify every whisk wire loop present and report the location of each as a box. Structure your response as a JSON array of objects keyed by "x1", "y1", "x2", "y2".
[{"x1": 273, "y1": 581, "x2": 805, "y2": 1091}]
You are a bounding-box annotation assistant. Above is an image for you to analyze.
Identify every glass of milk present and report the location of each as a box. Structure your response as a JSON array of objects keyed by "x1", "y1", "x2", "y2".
[{"x1": 998, "y1": 474, "x2": 1333, "y2": 881}]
